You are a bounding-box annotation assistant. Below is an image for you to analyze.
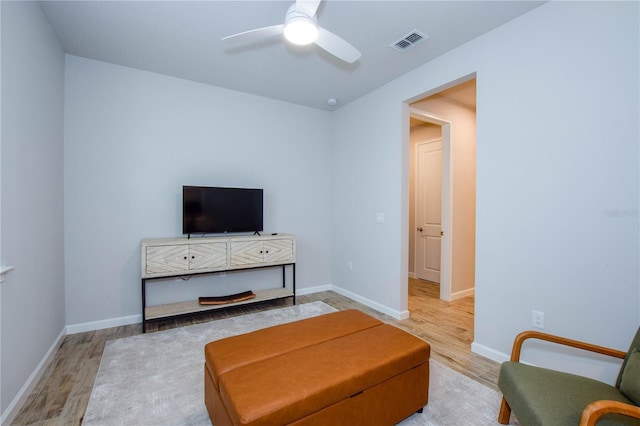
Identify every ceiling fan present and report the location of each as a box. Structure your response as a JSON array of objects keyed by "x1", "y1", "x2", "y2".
[{"x1": 222, "y1": 0, "x2": 361, "y2": 64}]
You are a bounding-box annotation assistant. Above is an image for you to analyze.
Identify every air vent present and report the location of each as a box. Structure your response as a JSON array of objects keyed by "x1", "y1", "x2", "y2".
[{"x1": 390, "y1": 30, "x2": 428, "y2": 52}]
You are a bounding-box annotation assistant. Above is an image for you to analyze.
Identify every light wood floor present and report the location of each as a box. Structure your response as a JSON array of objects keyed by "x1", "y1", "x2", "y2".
[{"x1": 11, "y1": 278, "x2": 500, "y2": 425}]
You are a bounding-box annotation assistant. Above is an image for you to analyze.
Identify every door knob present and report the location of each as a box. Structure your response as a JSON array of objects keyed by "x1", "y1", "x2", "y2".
[{"x1": 417, "y1": 227, "x2": 423, "y2": 232}]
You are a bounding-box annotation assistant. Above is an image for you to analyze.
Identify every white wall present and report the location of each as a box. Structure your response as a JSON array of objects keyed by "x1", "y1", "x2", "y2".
[
  {"x1": 0, "y1": 0, "x2": 65, "y2": 418},
  {"x1": 64, "y1": 56, "x2": 333, "y2": 327},
  {"x1": 332, "y1": 1, "x2": 638, "y2": 381}
]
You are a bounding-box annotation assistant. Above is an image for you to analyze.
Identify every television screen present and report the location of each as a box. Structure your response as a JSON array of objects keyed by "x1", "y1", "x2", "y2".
[{"x1": 183, "y1": 186, "x2": 263, "y2": 235}]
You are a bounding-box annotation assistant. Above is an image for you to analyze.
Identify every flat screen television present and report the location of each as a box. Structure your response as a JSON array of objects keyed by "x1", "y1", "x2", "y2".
[{"x1": 183, "y1": 186, "x2": 263, "y2": 236}]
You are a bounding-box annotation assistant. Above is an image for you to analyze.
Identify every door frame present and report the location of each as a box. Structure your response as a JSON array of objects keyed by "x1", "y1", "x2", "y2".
[{"x1": 409, "y1": 107, "x2": 453, "y2": 301}]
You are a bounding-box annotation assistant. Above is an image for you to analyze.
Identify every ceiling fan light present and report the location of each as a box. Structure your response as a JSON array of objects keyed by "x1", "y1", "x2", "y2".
[{"x1": 284, "y1": 17, "x2": 318, "y2": 45}]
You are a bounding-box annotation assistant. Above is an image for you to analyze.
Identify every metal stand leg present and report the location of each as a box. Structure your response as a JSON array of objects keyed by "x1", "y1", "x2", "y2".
[{"x1": 142, "y1": 279, "x2": 147, "y2": 333}]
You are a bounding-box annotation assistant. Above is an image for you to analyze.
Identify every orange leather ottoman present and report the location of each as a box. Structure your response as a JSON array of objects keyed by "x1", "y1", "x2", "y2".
[{"x1": 204, "y1": 309, "x2": 430, "y2": 425}]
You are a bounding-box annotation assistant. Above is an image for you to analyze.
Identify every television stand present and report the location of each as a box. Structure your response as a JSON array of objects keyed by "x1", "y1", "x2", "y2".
[{"x1": 140, "y1": 233, "x2": 296, "y2": 332}]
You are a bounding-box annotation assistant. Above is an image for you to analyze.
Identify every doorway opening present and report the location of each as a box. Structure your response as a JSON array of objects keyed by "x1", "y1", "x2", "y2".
[{"x1": 407, "y1": 78, "x2": 476, "y2": 305}]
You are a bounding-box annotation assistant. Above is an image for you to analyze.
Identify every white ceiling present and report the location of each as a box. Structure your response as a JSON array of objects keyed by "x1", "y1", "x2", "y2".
[{"x1": 39, "y1": 0, "x2": 544, "y2": 110}]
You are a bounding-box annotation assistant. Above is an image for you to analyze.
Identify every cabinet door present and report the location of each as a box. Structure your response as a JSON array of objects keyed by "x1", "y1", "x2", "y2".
[
  {"x1": 145, "y1": 245, "x2": 189, "y2": 275},
  {"x1": 230, "y1": 241, "x2": 264, "y2": 266},
  {"x1": 189, "y1": 243, "x2": 227, "y2": 270},
  {"x1": 263, "y1": 239, "x2": 294, "y2": 263}
]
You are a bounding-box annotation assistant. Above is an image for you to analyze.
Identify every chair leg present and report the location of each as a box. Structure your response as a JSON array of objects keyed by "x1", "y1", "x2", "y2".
[{"x1": 498, "y1": 397, "x2": 512, "y2": 424}]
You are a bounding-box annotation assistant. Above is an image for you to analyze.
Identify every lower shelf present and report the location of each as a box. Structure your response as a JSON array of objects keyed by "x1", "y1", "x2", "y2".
[{"x1": 145, "y1": 288, "x2": 294, "y2": 320}]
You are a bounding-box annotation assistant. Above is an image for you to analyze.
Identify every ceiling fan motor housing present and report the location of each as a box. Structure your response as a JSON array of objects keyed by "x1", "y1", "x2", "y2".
[{"x1": 284, "y1": 4, "x2": 318, "y2": 45}]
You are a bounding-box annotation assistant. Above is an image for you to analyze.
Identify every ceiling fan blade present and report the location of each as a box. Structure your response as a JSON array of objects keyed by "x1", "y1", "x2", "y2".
[
  {"x1": 222, "y1": 24, "x2": 285, "y2": 43},
  {"x1": 315, "y1": 27, "x2": 361, "y2": 63},
  {"x1": 295, "y1": 0, "x2": 321, "y2": 17}
]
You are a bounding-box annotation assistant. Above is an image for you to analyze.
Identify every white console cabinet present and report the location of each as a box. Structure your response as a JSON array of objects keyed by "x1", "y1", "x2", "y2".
[{"x1": 141, "y1": 234, "x2": 295, "y2": 332}]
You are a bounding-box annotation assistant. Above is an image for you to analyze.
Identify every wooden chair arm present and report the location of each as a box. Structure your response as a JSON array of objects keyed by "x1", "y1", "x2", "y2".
[
  {"x1": 579, "y1": 400, "x2": 640, "y2": 426},
  {"x1": 510, "y1": 330, "x2": 627, "y2": 362}
]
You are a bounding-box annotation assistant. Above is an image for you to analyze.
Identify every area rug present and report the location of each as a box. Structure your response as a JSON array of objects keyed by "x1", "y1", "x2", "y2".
[{"x1": 83, "y1": 302, "x2": 514, "y2": 425}]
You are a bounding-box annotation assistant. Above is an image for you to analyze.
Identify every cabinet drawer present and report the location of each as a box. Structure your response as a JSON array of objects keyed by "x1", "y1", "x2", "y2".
[
  {"x1": 230, "y1": 239, "x2": 294, "y2": 266},
  {"x1": 189, "y1": 242, "x2": 227, "y2": 270},
  {"x1": 145, "y1": 245, "x2": 189, "y2": 275},
  {"x1": 263, "y1": 239, "x2": 294, "y2": 263},
  {"x1": 230, "y1": 241, "x2": 264, "y2": 266}
]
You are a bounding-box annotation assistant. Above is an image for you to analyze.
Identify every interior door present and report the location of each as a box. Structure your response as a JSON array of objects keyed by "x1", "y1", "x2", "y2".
[{"x1": 416, "y1": 139, "x2": 442, "y2": 282}]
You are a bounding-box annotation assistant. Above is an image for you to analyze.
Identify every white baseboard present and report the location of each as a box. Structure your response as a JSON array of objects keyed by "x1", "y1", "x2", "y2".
[
  {"x1": 65, "y1": 314, "x2": 141, "y2": 335},
  {"x1": 451, "y1": 287, "x2": 475, "y2": 301},
  {"x1": 1, "y1": 328, "x2": 66, "y2": 426},
  {"x1": 298, "y1": 284, "x2": 409, "y2": 320},
  {"x1": 329, "y1": 285, "x2": 410, "y2": 320},
  {"x1": 471, "y1": 341, "x2": 510, "y2": 364},
  {"x1": 296, "y1": 284, "x2": 332, "y2": 295}
]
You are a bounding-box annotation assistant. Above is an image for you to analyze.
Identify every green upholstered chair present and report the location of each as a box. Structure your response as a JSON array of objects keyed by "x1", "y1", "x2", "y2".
[{"x1": 498, "y1": 327, "x2": 640, "y2": 426}]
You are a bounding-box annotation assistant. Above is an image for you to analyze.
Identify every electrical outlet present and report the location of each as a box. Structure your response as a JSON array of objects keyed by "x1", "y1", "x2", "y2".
[
  {"x1": 532, "y1": 310, "x2": 544, "y2": 329},
  {"x1": 347, "y1": 261, "x2": 353, "y2": 270}
]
